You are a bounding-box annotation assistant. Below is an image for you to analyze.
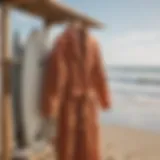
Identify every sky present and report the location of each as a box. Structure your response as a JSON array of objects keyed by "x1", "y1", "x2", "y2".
[
  {"x1": 11, "y1": 0, "x2": 160, "y2": 66},
  {"x1": 10, "y1": 0, "x2": 160, "y2": 132}
]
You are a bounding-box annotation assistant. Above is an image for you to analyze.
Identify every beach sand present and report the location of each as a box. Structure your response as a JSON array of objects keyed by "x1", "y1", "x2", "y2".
[
  {"x1": 100, "y1": 125, "x2": 160, "y2": 160},
  {"x1": 46, "y1": 125, "x2": 160, "y2": 160},
  {"x1": 1, "y1": 125, "x2": 160, "y2": 160}
]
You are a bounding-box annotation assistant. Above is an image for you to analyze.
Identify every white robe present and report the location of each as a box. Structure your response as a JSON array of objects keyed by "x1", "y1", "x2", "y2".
[{"x1": 21, "y1": 28, "x2": 51, "y2": 146}]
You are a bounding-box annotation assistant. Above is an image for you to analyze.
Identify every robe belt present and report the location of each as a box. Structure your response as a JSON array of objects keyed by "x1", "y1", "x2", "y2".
[{"x1": 71, "y1": 88, "x2": 96, "y2": 99}]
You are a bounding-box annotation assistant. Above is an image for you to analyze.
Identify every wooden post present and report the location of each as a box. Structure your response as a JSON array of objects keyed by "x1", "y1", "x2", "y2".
[{"x1": 1, "y1": 4, "x2": 13, "y2": 160}]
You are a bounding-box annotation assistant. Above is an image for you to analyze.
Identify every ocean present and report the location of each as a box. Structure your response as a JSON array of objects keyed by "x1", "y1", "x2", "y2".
[{"x1": 101, "y1": 66, "x2": 160, "y2": 133}]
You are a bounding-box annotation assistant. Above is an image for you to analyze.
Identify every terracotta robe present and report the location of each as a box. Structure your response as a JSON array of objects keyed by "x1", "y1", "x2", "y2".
[{"x1": 41, "y1": 27, "x2": 111, "y2": 160}]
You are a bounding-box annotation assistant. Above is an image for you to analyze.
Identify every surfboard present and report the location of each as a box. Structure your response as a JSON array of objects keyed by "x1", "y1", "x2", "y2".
[{"x1": 21, "y1": 28, "x2": 50, "y2": 147}]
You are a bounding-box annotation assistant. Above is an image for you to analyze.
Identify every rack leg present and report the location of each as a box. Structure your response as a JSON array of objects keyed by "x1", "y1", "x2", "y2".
[{"x1": 1, "y1": 4, "x2": 13, "y2": 160}]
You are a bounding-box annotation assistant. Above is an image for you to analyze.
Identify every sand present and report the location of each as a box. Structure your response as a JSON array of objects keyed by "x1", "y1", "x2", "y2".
[
  {"x1": 100, "y1": 125, "x2": 160, "y2": 160},
  {"x1": 1, "y1": 125, "x2": 160, "y2": 160},
  {"x1": 41, "y1": 125, "x2": 160, "y2": 160}
]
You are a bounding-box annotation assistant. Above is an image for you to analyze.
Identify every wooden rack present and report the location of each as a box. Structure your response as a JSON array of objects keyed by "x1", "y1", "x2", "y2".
[{"x1": 0, "y1": 0, "x2": 103, "y2": 159}]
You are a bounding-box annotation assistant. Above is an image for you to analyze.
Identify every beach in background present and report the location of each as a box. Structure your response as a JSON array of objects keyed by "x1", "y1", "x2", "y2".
[
  {"x1": 100, "y1": 66, "x2": 160, "y2": 132},
  {"x1": 98, "y1": 66, "x2": 160, "y2": 160}
]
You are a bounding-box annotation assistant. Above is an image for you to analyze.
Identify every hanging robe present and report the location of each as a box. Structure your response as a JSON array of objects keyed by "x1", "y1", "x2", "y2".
[{"x1": 41, "y1": 27, "x2": 111, "y2": 160}]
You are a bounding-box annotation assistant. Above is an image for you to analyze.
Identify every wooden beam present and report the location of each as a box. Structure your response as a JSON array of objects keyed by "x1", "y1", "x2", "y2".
[
  {"x1": 11, "y1": 0, "x2": 103, "y2": 28},
  {"x1": 1, "y1": 4, "x2": 13, "y2": 160}
]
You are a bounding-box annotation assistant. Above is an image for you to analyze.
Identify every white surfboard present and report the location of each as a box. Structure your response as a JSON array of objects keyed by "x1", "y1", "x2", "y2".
[{"x1": 21, "y1": 28, "x2": 50, "y2": 147}]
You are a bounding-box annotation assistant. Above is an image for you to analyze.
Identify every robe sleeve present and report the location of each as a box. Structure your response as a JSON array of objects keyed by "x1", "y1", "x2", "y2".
[
  {"x1": 41, "y1": 37, "x2": 67, "y2": 118},
  {"x1": 93, "y1": 40, "x2": 111, "y2": 110}
]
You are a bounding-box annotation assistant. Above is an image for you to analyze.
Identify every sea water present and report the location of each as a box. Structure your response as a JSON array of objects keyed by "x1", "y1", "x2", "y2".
[{"x1": 100, "y1": 66, "x2": 160, "y2": 133}]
